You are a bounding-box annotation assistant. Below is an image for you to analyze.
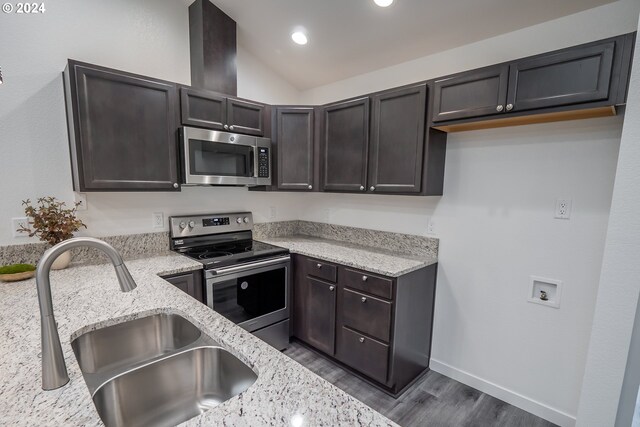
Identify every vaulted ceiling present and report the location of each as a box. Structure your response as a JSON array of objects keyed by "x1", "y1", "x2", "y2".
[{"x1": 187, "y1": 0, "x2": 616, "y2": 90}]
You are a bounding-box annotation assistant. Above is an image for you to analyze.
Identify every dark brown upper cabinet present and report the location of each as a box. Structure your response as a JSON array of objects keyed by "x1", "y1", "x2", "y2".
[
  {"x1": 227, "y1": 97, "x2": 266, "y2": 136},
  {"x1": 276, "y1": 107, "x2": 316, "y2": 191},
  {"x1": 368, "y1": 84, "x2": 426, "y2": 194},
  {"x1": 180, "y1": 87, "x2": 226, "y2": 130},
  {"x1": 506, "y1": 40, "x2": 615, "y2": 112},
  {"x1": 180, "y1": 87, "x2": 266, "y2": 136},
  {"x1": 432, "y1": 33, "x2": 635, "y2": 131},
  {"x1": 322, "y1": 97, "x2": 370, "y2": 192},
  {"x1": 432, "y1": 64, "x2": 509, "y2": 122},
  {"x1": 64, "y1": 60, "x2": 180, "y2": 192}
]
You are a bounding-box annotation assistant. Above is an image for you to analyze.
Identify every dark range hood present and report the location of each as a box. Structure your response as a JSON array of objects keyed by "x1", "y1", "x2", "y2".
[{"x1": 189, "y1": 0, "x2": 237, "y2": 96}]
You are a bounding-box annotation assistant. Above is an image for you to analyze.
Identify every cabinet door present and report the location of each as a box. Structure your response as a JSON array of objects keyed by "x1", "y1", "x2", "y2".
[
  {"x1": 276, "y1": 107, "x2": 315, "y2": 191},
  {"x1": 306, "y1": 278, "x2": 337, "y2": 355},
  {"x1": 67, "y1": 62, "x2": 179, "y2": 191},
  {"x1": 432, "y1": 64, "x2": 509, "y2": 122},
  {"x1": 227, "y1": 98, "x2": 266, "y2": 136},
  {"x1": 322, "y1": 98, "x2": 370, "y2": 192},
  {"x1": 180, "y1": 87, "x2": 227, "y2": 131},
  {"x1": 507, "y1": 41, "x2": 615, "y2": 112},
  {"x1": 163, "y1": 272, "x2": 204, "y2": 304},
  {"x1": 369, "y1": 84, "x2": 426, "y2": 194}
]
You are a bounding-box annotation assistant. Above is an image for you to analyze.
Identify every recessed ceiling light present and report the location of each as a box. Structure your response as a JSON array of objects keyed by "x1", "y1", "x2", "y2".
[
  {"x1": 291, "y1": 31, "x2": 308, "y2": 45},
  {"x1": 374, "y1": 0, "x2": 394, "y2": 7}
]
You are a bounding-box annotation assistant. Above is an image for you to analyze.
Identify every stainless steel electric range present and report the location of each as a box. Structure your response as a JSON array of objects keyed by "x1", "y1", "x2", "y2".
[{"x1": 170, "y1": 212, "x2": 290, "y2": 350}]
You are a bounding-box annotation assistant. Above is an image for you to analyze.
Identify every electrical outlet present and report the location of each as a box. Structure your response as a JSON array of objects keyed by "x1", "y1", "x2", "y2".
[
  {"x1": 74, "y1": 193, "x2": 87, "y2": 211},
  {"x1": 555, "y1": 199, "x2": 572, "y2": 219},
  {"x1": 427, "y1": 217, "x2": 436, "y2": 235},
  {"x1": 152, "y1": 212, "x2": 164, "y2": 229},
  {"x1": 269, "y1": 206, "x2": 277, "y2": 220},
  {"x1": 12, "y1": 217, "x2": 30, "y2": 238}
]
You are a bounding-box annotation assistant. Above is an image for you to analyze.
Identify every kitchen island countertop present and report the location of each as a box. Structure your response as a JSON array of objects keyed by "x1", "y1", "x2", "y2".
[{"x1": 0, "y1": 252, "x2": 397, "y2": 426}]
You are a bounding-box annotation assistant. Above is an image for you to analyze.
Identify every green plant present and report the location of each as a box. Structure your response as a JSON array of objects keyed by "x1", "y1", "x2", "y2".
[
  {"x1": 0, "y1": 264, "x2": 36, "y2": 275},
  {"x1": 18, "y1": 197, "x2": 86, "y2": 246}
]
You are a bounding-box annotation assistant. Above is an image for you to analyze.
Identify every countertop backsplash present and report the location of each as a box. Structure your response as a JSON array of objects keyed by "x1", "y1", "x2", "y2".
[
  {"x1": 254, "y1": 220, "x2": 439, "y2": 259},
  {"x1": 1, "y1": 221, "x2": 438, "y2": 266},
  {"x1": 0, "y1": 232, "x2": 170, "y2": 266}
]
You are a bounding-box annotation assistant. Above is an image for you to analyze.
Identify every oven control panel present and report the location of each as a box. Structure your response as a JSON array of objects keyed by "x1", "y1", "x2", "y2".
[{"x1": 170, "y1": 213, "x2": 253, "y2": 238}]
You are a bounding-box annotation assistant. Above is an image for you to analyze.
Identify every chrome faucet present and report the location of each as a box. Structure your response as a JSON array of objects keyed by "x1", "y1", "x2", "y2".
[{"x1": 36, "y1": 237, "x2": 137, "y2": 390}]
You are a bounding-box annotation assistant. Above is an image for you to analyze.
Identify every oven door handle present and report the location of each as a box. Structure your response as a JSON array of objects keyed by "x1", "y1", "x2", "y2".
[{"x1": 207, "y1": 255, "x2": 290, "y2": 277}]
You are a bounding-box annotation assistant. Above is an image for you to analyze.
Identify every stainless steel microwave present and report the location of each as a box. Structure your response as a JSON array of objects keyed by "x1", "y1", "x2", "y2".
[{"x1": 180, "y1": 126, "x2": 271, "y2": 186}]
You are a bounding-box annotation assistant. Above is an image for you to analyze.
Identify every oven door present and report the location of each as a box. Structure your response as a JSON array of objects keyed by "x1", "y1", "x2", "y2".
[
  {"x1": 205, "y1": 256, "x2": 290, "y2": 332},
  {"x1": 181, "y1": 126, "x2": 258, "y2": 186}
]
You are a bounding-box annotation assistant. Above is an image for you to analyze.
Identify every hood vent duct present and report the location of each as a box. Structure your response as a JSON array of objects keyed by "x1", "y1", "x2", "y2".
[{"x1": 189, "y1": 0, "x2": 237, "y2": 96}]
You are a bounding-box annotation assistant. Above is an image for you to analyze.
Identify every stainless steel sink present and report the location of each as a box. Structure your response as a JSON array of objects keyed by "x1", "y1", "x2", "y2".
[
  {"x1": 71, "y1": 313, "x2": 201, "y2": 374},
  {"x1": 92, "y1": 346, "x2": 257, "y2": 427},
  {"x1": 71, "y1": 313, "x2": 257, "y2": 427}
]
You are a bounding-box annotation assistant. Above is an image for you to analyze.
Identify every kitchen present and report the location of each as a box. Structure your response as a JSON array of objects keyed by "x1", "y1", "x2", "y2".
[{"x1": 1, "y1": 0, "x2": 639, "y2": 426}]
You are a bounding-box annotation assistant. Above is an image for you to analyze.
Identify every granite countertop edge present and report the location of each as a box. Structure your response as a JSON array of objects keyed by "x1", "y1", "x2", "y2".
[{"x1": 257, "y1": 235, "x2": 438, "y2": 277}]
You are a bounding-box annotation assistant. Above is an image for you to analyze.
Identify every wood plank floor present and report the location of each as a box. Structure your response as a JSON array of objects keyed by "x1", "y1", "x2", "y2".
[{"x1": 284, "y1": 341, "x2": 557, "y2": 427}]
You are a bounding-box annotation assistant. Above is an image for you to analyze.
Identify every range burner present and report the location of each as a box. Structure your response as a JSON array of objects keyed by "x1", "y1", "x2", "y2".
[
  {"x1": 170, "y1": 213, "x2": 290, "y2": 268},
  {"x1": 196, "y1": 251, "x2": 232, "y2": 260}
]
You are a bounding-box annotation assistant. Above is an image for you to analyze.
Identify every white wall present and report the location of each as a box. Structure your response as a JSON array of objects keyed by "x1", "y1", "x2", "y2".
[
  {"x1": 0, "y1": 0, "x2": 301, "y2": 246},
  {"x1": 298, "y1": 1, "x2": 639, "y2": 425},
  {"x1": 575, "y1": 24, "x2": 640, "y2": 426}
]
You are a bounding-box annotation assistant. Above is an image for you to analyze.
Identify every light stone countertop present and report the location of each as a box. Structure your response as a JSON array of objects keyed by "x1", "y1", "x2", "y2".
[
  {"x1": 0, "y1": 253, "x2": 397, "y2": 427},
  {"x1": 257, "y1": 235, "x2": 438, "y2": 277}
]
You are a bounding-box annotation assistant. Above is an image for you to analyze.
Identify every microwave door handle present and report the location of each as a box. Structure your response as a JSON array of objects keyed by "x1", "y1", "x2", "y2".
[{"x1": 250, "y1": 147, "x2": 257, "y2": 178}]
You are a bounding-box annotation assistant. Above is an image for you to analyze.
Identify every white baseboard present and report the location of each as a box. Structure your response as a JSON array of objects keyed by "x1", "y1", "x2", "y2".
[{"x1": 429, "y1": 358, "x2": 576, "y2": 427}]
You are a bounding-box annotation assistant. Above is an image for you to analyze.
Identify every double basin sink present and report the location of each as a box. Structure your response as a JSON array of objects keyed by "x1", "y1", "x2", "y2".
[{"x1": 71, "y1": 313, "x2": 257, "y2": 427}]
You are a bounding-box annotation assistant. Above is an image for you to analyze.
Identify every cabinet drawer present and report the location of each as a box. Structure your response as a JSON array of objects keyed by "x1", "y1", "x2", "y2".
[
  {"x1": 338, "y1": 327, "x2": 389, "y2": 384},
  {"x1": 343, "y1": 268, "x2": 393, "y2": 299},
  {"x1": 342, "y1": 289, "x2": 392, "y2": 342},
  {"x1": 306, "y1": 258, "x2": 337, "y2": 283}
]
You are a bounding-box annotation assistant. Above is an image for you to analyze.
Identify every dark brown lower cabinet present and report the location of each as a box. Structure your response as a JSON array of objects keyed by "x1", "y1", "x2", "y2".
[
  {"x1": 292, "y1": 254, "x2": 438, "y2": 395},
  {"x1": 161, "y1": 270, "x2": 204, "y2": 304}
]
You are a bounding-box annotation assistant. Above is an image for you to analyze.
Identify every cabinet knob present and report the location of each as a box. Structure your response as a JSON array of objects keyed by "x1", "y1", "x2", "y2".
[
  {"x1": 173, "y1": 183, "x2": 179, "y2": 189},
  {"x1": 359, "y1": 337, "x2": 365, "y2": 343},
  {"x1": 224, "y1": 124, "x2": 229, "y2": 130},
  {"x1": 362, "y1": 275, "x2": 368, "y2": 282},
  {"x1": 360, "y1": 185, "x2": 365, "y2": 191},
  {"x1": 308, "y1": 185, "x2": 313, "y2": 190},
  {"x1": 229, "y1": 125, "x2": 235, "y2": 131},
  {"x1": 361, "y1": 297, "x2": 367, "y2": 303},
  {"x1": 496, "y1": 105, "x2": 504, "y2": 112},
  {"x1": 370, "y1": 186, "x2": 375, "y2": 191},
  {"x1": 506, "y1": 103, "x2": 513, "y2": 111},
  {"x1": 329, "y1": 285, "x2": 335, "y2": 291},
  {"x1": 317, "y1": 263, "x2": 322, "y2": 269}
]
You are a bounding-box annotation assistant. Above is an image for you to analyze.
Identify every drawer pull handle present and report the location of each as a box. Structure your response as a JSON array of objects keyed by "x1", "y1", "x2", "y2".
[
  {"x1": 329, "y1": 285, "x2": 335, "y2": 291},
  {"x1": 317, "y1": 263, "x2": 322, "y2": 269},
  {"x1": 362, "y1": 275, "x2": 368, "y2": 282},
  {"x1": 359, "y1": 337, "x2": 365, "y2": 343},
  {"x1": 361, "y1": 297, "x2": 367, "y2": 303}
]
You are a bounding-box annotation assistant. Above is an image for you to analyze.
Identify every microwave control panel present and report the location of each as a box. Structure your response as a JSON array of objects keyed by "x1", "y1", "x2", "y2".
[{"x1": 258, "y1": 148, "x2": 269, "y2": 178}]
